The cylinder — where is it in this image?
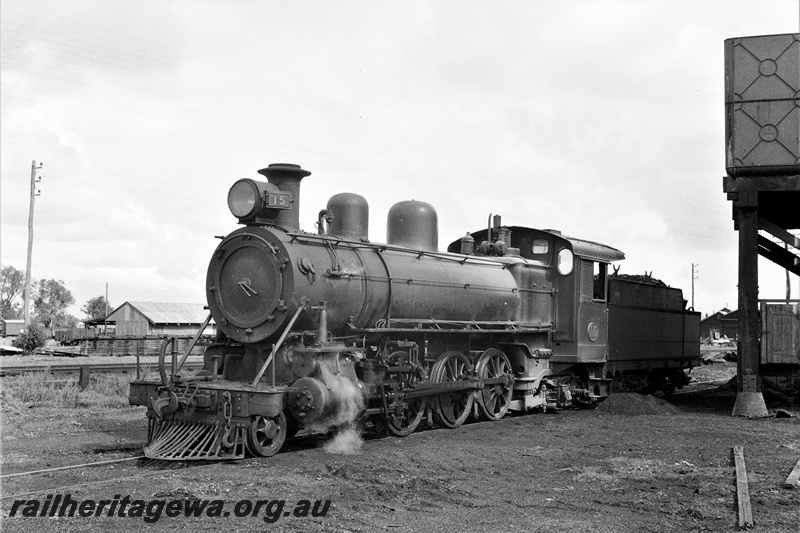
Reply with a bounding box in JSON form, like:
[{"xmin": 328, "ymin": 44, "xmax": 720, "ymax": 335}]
[
  {"xmin": 327, "ymin": 193, "xmax": 369, "ymax": 241},
  {"xmin": 387, "ymin": 200, "xmax": 438, "ymax": 252}
]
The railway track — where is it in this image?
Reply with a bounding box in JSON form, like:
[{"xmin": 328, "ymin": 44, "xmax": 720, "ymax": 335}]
[
  {"xmin": 0, "ymin": 360, "xmax": 204, "ymax": 377},
  {"xmin": 0, "ymin": 455, "xmax": 215, "ymax": 501}
]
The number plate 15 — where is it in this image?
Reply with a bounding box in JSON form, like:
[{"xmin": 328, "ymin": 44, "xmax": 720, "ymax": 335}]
[{"xmin": 265, "ymin": 192, "xmax": 292, "ymax": 209}]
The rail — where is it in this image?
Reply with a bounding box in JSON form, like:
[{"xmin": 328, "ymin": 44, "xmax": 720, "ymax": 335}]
[{"xmin": 0, "ymin": 360, "xmax": 204, "ymax": 377}]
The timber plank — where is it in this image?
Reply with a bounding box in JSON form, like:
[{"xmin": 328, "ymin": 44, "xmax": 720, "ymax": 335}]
[
  {"xmin": 733, "ymin": 446, "xmax": 754, "ymax": 529},
  {"xmin": 784, "ymin": 457, "xmax": 800, "ymax": 490}
]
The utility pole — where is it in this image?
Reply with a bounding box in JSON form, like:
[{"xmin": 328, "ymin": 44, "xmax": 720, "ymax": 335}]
[
  {"xmin": 787, "ymin": 243, "xmax": 792, "ymax": 300},
  {"xmin": 23, "ymin": 160, "xmax": 43, "ymax": 327},
  {"xmin": 691, "ymin": 263, "xmax": 699, "ymax": 310},
  {"xmin": 104, "ymin": 282, "xmax": 109, "ymax": 335}
]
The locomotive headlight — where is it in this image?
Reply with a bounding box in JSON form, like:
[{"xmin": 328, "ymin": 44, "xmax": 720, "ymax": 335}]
[
  {"xmin": 228, "ymin": 179, "xmax": 261, "ymax": 219},
  {"xmin": 227, "ymin": 178, "xmax": 292, "ymax": 223}
]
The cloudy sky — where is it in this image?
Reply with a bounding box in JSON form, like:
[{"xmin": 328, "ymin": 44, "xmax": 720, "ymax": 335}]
[{"xmin": 1, "ymin": 0, "xmax": 798, "ymax": 320}]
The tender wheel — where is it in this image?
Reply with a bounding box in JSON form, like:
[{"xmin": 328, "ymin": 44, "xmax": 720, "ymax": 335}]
[
  {"xmin": 475, "ymin": 348, "xmax": 514, "ymax": 421},
  {"xmin": 385, "ymin": 351, "xmax": 426, "ymax": 437},
  {"xmin": 246, "ymin": 412, "xmax": 287, "ymax": 457},
  {"xmin": 431, "ymin": 351, "xmax": 474, "ymax": 429}
]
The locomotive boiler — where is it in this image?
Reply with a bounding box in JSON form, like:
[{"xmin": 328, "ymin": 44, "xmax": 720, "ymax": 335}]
[{"xmin": 129, "ymin": 163, "xmax": 700, "ymax": 460}]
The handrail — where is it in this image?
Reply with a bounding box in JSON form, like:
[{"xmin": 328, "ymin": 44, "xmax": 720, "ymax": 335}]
[
  {"xmin": 286, "ymin": 232, "xmax": 528, "ymax": 268},
  {"xmin": 158, "ymin": 336, "xmax": 176, "ymax": 386},
  {"xmin": 175, "ymin": 312, "xmax": 213, "ymax": 375},
  {"xmin": 251, "ymin": 299, "xmax": 308, "ymax": 387}
]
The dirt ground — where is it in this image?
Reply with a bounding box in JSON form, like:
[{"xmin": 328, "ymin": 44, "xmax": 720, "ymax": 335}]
[{"xmin": 1, "ymin": 364, "xmax": 799, "ymax": 533}]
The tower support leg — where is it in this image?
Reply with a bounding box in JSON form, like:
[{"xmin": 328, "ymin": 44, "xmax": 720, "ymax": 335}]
[{"xmin": 732, "ymin": 196, "xmax": 768, "ymax": 417}]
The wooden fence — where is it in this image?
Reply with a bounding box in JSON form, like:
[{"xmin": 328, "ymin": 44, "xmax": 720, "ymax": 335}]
[{"xmin": 68, "ymin": 336, "xmax": 213, "ymax": 357}]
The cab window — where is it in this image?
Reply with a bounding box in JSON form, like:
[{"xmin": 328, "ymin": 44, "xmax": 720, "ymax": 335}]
[
  {"xmin": 531, "ymin": 238, "xmax": 549, "ymax": 255},
  {"xmin": 557, "ymin": 248, "xmax": 574, "ymax": 275},
  {"xmin": 593, "ymin": 262, "xmax": 607, "ymax": 301}
]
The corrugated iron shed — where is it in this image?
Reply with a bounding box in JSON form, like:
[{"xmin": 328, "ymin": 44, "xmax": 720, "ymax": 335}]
[{"xmin": 109, "ymin": 302, "xmax": 212, "ymax": 325}]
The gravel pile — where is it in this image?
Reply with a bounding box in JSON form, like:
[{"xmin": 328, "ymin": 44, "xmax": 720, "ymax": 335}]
[{"xmin": 596, "ymin": 393, "xmax": 683, "ymax": 415}]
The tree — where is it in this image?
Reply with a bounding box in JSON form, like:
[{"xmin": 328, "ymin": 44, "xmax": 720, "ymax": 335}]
[
  {"xmin": 82, "ymin": 296, "xmax": 111, "ymax": 320},
  {"xmin": 12, "ymin": 324, "xmax": 47, "ymax": 354},
  {"xmin": 1, "ymin": 264, "xmax": 25, "ymax": 319},
  {"xmin": 32, "ymin": 279, "xmax": 75, "ymax": 329},
  {"xmin": 63, "ymin": 314, "xmax": 80, "ymax": 328}
]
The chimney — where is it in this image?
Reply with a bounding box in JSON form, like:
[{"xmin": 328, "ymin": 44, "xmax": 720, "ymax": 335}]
[{"xmin": 257, "ymin": 163, "xmax": 311, "ymax": 232}]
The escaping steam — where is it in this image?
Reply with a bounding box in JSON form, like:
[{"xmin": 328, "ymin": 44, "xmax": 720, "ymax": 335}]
[
  {"xmin": 323, "ymin": 427, "xmax": 364, "ymax": 455},
  {"xmin": 311, "ymin": 365, "xmax": 366, "ymax": 455}
]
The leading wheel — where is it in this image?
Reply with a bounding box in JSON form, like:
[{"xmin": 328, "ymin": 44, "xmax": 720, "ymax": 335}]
[
  {"xmin": 475, "ymin": 348, "xmax": 514, "ymax": 421},
  {"xmin": 385, "ymin": 351, "xmax": 427, "ymax": 437},
  {"xmin": 431, "ymin": 351, "xmax": 474, "ymax": 429},
  {"xmin": 246, "ymin": 412, "xmax": 287, "ymax": 457}
]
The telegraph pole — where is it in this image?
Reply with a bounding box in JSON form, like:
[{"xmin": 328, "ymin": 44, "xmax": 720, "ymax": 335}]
[
  {"xmin": 691, "ymin": 263, "xmax": 699, "ymax": 310},
  {"xmin": 104, "ymin": 282, "xmax": 109, "ymax": 335},
  {"xmin": 787, "ymin": 243, "xmax": 792, "ymax": 300},
  {"xmin": 23, "ymin": 160, "xmax": 43, "ymax": 327}
]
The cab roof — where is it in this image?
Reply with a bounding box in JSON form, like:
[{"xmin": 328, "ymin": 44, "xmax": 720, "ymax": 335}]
[{"xmin": 538, "ymin": 229, "xmax": 625, "ymax": 263}]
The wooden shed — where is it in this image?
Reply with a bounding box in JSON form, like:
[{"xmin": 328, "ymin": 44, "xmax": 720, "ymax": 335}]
[
  {"xmin": 761, "ymin": 300, "xmax": 800, "ymax": 365},
  {"xmin": 700, "ymin": 308, "xmax": 739, "ymax": 341},
  {"xmin": 106, "ymin": 302, "xmax": 216, "ymax": 337}
]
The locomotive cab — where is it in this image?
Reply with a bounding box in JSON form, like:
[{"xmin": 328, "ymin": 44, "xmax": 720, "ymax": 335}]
[{"xmin": 546, "ymin": 234, "xmax": 624, "ymax": 395}]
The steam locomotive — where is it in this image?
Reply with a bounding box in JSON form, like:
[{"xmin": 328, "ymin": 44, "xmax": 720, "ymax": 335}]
[{"xmin": 129, "ymin": 163, "xmax": 700, "ymax": 460}]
